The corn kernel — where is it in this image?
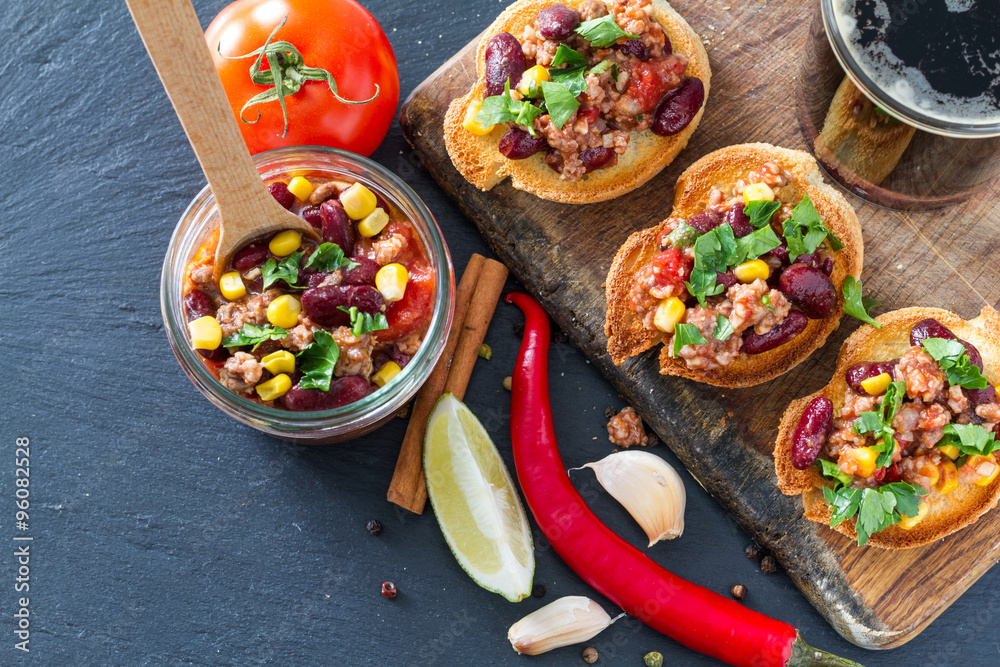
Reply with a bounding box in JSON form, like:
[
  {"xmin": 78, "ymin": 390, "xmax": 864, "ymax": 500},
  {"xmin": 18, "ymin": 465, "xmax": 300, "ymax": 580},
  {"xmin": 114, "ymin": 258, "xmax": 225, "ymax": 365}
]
[
  {"xmin": 375, "ymin": 263, "xmax": 409, "ymax": 302},
  {"xmin": 897, "ymin": 501, "xmax": 928, "ymax": 530},
  {"xmin": 340, "ymin": 182, "xmax": 377, "ymax": 220},
  {"xmin": 653, "ymin": 297, "xmax": 686, "ymax": 333},
  {"xmin": 967, "ymin": 454, "xmax": 1000, "ymax": 486},
  {"xmin": 286, "ymin": 176, "xmax": 314, "ymax": 201},
  {"xmin": 463, "ymin": 99, "xmax": 495, "ymax": 136},
  {"xmin": 517, "ymin": 65, "xmax": 550, "ymax": 95},
  {"xmin": 255, "ymin": 373, "xmax": 292, "ymax": 401},
  {"xmin": 261, "ymin": 350, "xmax": 295, "ymax": 375},
  {"xmin": 917, "ymin": 461, "xmax": 941, "ymax": 489},
  {"xmin": 358, "ymin": 208, "xmax": 390, "ymax": 238},
  {"xmin": 936, "ymin": 459, "xmax": 959, "ymax": 495},
  {"xmin": 269, "ymin": 230, "xmax": 302, "ymax": 257},
  {"xmin": 266, "ymin": 294, "xmax": 301, "ymax": 329},
  {"xmin": 733, "ymin": 259, "xmax": 770, "ymax": 284},
  {"xmin": 219, "ymin": 271, "xmax": 247, "ymax": 300},
  {"xmin": 840, "ymin": 446, "xmax": 878, "ymax": 479},
  {"xmin": 743, "ymin": 182, "xmax": 775, "ymax": 203},
  {"xmin": 937, "ymin": 443, "xmax": 960, "ymax": 460},
  {"xmin": 372, "ymin": 361, "xmax": 402, "ymax": 388},
  {"xmin": 188, "ymin": 316, "xmax": 222, "ymax": 351},
  {"xmin": 860, "ymin": 372, "xmax": 892, "ymax": 396}
]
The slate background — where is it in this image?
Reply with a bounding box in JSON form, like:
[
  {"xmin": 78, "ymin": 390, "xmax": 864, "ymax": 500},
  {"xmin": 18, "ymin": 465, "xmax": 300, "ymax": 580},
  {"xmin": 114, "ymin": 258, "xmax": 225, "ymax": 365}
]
[{"xmin": 1, "ymin": 0, "xmax": 997, "ymax": 664}]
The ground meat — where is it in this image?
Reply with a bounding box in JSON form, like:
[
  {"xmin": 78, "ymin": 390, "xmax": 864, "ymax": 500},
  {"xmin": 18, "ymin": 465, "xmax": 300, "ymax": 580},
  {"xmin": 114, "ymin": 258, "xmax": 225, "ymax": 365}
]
[
  {"xmin": 918, "ymin": 403, "xmax": 950, "ymax": 430},
  {"xmin": 395, "ymin": 332, "xmax": 422, "ymax": 356},
  {"xmin": 726, "ymin": 279, "xmax": 791, "ymax": 335},
  {"xmin": 606, "ymin": 406, "xmax": 649, "ymax": 447},
  {"xmin": 748, "ymin": 162, "xmax": 791, "ymax": 189},
  {"xmin": 673, "ymin": 303, "xmax": 742, "ymax": 370},
  {"xmin": 958, "ymin": 456, "xmax": 999, "ymax": 485},
  {"xmin": 976, "ymin": 402, "xmax": 1000, "ymax": 423},
  {"xmin": 219, "ymin": 352, "xmax": 264, "ymax": 395},
  {"xmin": 189, "ymin": 259, "xmax": 214, "ymax": 286},
  {"xmin": 372, "ymin": 232, "xmax": 407, "ymax": 265},
  {"xmin": 281, "ymin": 315, "xmax": 321, "ymax": 352},
  {"xmin": 946, "ymin": 384, "xmax": 968, "ymax": 414},
  {"xmin": 611, "ymin": 0, "xmax": 659, "ymax": 40},
  {"xmin": 215, "ymin": 290, "xmax": 279, "ymax": 337},
  {"xmin": 895, "ymin": 346, "xmax": 946, "ymax": 403},
  {"xmin": 892, "ymin": 400, "xmax": 922, "ymax": 444},
  {"xmin": 317, "ymin": 272, "xmax": 342, "ymax": 288},
  {"xmin": 900, "ymin": 450, "xmax": 943, "ymax": 492},
  {"xmin": 332, "ymin": 327, "xmax": 374, "ymax": 378},
  {"xmin": 307, "ymin": 180, "xmax": 348, "ymax": 205}
]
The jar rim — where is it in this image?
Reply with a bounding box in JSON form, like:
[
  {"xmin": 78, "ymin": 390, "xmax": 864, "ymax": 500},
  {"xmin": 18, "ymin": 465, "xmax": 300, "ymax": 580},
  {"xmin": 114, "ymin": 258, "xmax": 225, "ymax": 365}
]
[{"xmin": 160, "ymin": 146, "xmax": 454, "ymax": 437}]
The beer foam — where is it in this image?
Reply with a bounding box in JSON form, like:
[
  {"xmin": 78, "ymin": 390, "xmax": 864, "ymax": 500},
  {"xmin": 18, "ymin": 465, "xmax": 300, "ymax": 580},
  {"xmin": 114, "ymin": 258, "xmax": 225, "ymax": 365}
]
[{"xmin": 832, "ymin": 0, "xmax": 1000, "ymax": 127}]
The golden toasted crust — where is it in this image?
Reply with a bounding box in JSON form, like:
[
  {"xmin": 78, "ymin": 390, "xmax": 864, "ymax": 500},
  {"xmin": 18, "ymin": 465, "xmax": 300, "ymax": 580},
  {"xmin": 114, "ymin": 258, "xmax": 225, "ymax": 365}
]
[
  {"xmin": 774, "ymin": 305, "xmax": 1000, "ymax": 549},
  {"xmin": 443, "ymin": 0, "xmax": 711, "ymax": 204},
  {"xmin": 605, "ymin": 143, "xmax": 863, "ymax": 387}
]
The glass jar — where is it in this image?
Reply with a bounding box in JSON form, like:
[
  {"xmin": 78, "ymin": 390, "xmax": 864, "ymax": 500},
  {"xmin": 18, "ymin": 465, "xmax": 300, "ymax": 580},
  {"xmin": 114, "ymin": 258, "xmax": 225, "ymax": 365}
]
[{"xmin": 161, "ymin": 147, "xmax": 454, "ymax": 443}]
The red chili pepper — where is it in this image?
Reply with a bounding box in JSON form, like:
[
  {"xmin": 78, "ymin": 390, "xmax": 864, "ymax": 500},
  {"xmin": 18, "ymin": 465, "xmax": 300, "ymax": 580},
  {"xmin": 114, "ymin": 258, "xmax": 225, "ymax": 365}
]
[{"xmin": 505, "ymin": 292, "xmax": 861, "ymax": 667}]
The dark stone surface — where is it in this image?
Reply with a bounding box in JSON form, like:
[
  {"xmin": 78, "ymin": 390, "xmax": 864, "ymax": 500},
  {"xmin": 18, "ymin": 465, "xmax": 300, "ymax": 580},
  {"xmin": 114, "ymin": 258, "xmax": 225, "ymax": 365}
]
[{"xmin": 0, "ymin": 0, "xmax": 995, "ymax": 664}]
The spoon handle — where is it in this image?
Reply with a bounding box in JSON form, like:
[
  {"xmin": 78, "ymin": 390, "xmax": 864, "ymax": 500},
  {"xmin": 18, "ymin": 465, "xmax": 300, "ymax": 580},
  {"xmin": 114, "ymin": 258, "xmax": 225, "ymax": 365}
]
[{"xmin": 125, "ymin": 0, "xmax": 266, "ymax": 217}]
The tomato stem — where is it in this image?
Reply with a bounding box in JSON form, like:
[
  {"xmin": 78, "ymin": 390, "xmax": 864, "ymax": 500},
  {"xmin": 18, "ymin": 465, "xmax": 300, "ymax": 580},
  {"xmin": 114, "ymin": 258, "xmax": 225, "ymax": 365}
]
[{"xmin": 216, "ymin": 16, "xmax": 379, "ymax": 138}]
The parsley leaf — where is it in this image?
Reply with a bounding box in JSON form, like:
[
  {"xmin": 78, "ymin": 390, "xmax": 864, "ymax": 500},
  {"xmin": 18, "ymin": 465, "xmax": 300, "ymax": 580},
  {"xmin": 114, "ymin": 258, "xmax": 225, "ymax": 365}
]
[
  {"xmin": 671, "ymin": 323, "xmax": 707, "ymax": 358},
  {"xmin": 588, "ymin": 59, "xmax": 618, "ymax": 80},
  {"xmin": 338, "ymin": 306, "xmax": 389, "ymax": 338},
  {"xmin": 547, "ymin": 65, "xmax": 587, "ymax": 96},
  {"xmin": 262, "ymin": 251, "xmax": 303, "ymax": 290},
  {"xmin": 744, "ymin": 200, "xmax": 780, "ymax": 229},
  {"xmin": 550, "ymin": 44, "xmax": 587, "ymax": 67},
  {"xmin": 842, "ymin": 277, "xmax": 882, "ymax": 328},
  {"xmin": 824, "ymin": 486, "xmax": 862, "ymax": 528},
  {"xmin": 735, "ymin": 225, "xmax": 782, "ymax": 261},
  {"xmin": 782, "ymin": 194, "xmax": 842, "ymax": 258},
  {"xmin": 920, "ymin": 338, "xmax": 988, "ymax": 389},
  {"xmin": 477, "ymin": 82, "xmax": 545, "ymax": 134},
  {"xmin": 852, "ymin": 380, "xmax": 906, "ymax": 470},
  {"xmin": 683, "ymin": 225, "xmax": 737, "ymax": 306},
  {"xmin": 817, "ymin": 459, "xmax": 854, "ymax": 488},
  {"xmin": 305, "ymin": 243, "xmax": 358, "ymax": 273},
  {"xmin": 221, "ymin": 323, "xmax": 289, "ymax": 351},
  {"xmin": 297, "ymin": 329, "xmax": 340, "ymax": 392},
  {"xmin": 824, "ymin": 482, "xmax": 926, "ymax": 545},
  {"xmin": 540, "ymin": 80, "xmax": 580, "ymax": 129},
  {"xmin": 939, "ymin": 423, "xmax": 999, "ymax": 457},
  {"xmin": 574, "ymin": 14, "xmax": 638, "ymax": 48},
  {"xmin": 713, "ymin": 314, "xmax": 734, "ymax": 341}
]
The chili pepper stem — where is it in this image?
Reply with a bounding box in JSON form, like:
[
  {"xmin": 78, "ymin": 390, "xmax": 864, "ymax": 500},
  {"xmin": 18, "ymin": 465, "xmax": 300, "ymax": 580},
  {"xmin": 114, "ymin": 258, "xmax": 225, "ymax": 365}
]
[{"xmin": 789, "ymin": 634, "xmax": 865, "ymax": 666}]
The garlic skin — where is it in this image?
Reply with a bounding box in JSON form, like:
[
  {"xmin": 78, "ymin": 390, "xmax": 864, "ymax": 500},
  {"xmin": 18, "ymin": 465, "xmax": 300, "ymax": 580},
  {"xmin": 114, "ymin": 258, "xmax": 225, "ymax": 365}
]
[
  {"xmin": 584, "ymin": 450, "xmax": 686, "ymax": 547},
  {"xmin": 508, "ymin": 596, "xmax": 616, "ymax": 655}
]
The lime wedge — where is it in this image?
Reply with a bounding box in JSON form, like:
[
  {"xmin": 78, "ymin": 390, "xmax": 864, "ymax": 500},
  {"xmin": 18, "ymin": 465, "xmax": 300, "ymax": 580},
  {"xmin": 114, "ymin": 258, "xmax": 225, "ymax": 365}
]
[{"xmin": 423, "ymin": 394, "xmax": 534, "ymax": 602}]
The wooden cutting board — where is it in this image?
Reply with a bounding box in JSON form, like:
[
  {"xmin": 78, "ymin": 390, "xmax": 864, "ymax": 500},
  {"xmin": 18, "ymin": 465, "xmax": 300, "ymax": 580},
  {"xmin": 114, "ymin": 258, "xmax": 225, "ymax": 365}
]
[{"xmin": 399, "ymin": 0, "xmax": 1000, "ymax": 650}]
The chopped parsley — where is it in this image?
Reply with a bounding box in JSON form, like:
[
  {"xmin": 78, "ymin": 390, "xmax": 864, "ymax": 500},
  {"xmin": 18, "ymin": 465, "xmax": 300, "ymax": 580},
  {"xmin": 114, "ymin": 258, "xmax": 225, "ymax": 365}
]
[
  {"xmin": 574, "ymin": 14, "xmax": 638, "ymax": 48},
  {"xmin": 539, "ymin": 80, "xmax": 580, "ymax": 129},
  {"xmin": 221, "ymin": 323, "xmax": 289, "ymax": 351},
  {"xmin": 816, "ymin": 458, "xmax": 853, "ymax": 487},
  {"xmin": 781, "ymin": 194, "xmax": 843, "ymax": 259},
  {"xmin": 261, "ymin": 251, "xmax": 303, "ymax": 290},
  {"xmin": 683, "ymin": 223, "xmax": 780, "ymax": 307},
  {"xmin": 762, "ymin": 293, "xmax": 775, "ymax": 313},
  {"xmin": 338, "ymin": 306, "xmax": 389, "ymax": 338},
  {"xmin": 304, "ymin": 243, "xmax": 358, "ymax": 273},
  {"xmin": 852, "ymin": 380, "xmax": 907, "ymax": 469},
  {"xmin": 842, "ymin": 277, "xmax": 882, "ymax": 328},
  {"xmin": 939, "ymin": 423, "xmax": 999, "ymax": 457},
  {"xmin": 920, "ymin": 338, "xmax": 988, "ymax": 390},
  {"xmin": 296, "ymin": 329, "xmax": 340, "ymax": 392},
  {"xmin": 550, "ymin": 44, "xmax": 587, "ymax": 68},
  {"xmin": 735, "ymin": 225, "xmax": 782, "ymax": 262},
  {"xmin": 671, "ymin": 323, "xmax": 707, "ymax": 358},
  {"xmin": 744, "ymin": 200, "xmax": 780, "ymax": 229},
  {"xmin": 547, "ymin": 65, "xmax": 588, "ymax": 96},
  {"xmin": 587, "ymin": 59, "xmax": 618, "ymax": 80},
  {"xmin": 713, "ymin": 314, "xmax": 734, "ymax": 341},
  {"xmin": 477, "ymin": 82, "xmax": 545, "ymax": 134},
  {"xmin": 824, "ymin": 482, "xmax": 926, "ymax": 546}
]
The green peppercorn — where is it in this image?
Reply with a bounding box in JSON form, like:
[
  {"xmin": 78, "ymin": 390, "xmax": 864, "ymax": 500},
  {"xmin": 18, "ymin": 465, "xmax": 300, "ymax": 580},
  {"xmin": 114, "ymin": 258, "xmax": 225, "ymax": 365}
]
[{"xmin": 644, "ymin": 651, "xmax": 663, "ymax": 667}]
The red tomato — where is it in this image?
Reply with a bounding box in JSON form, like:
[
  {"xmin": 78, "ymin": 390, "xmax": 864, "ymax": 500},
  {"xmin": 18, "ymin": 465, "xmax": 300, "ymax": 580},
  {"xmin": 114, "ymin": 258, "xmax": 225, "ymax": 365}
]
[
  {"xmin": 205, "ymin": 0, "xmax": 399, "ymax": 156},
  {"xmin": 380, "ymin": 264, "xmax": 435, "ymax": 341}
]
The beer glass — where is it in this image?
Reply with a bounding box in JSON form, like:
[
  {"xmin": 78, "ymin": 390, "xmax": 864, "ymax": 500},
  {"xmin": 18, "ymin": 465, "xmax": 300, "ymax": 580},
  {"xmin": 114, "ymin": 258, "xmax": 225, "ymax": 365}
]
[{"xmin": 798, "ymin": 0, "xmax": 1000, "ymax": 209}]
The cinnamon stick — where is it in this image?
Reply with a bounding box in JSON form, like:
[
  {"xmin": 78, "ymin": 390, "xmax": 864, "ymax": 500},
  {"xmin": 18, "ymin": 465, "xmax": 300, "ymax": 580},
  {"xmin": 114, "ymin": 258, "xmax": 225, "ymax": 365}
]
[{"xmin": 386, "ymin": 254, "xmax": 485, "ymax": 513}]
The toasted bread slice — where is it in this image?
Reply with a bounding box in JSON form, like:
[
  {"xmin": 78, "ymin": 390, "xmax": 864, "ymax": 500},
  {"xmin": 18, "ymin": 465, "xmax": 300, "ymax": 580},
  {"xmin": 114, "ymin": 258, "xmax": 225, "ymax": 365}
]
[
  {"xmin": 443, "ymin": 0, "xmax": 710, "ymax": 204},
  {"xmin": 605, "ymin": 143, "xmax": 863, "ymax": 387},
  {"xmin": 774, "ymin": 306, "xmax": 1000, "ymax": 549}
]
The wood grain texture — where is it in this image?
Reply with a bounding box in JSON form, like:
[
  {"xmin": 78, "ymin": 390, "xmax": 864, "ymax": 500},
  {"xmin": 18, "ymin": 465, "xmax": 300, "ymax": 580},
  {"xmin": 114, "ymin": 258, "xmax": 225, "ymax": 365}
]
[{"xmin": 399, "ymin": 0, "xmax": 1000, "ymax": 649}]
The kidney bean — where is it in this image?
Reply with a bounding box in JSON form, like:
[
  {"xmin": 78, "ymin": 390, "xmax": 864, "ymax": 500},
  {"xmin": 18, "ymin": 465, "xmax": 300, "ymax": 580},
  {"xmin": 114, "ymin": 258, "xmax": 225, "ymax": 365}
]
[
  {"xmin": 374, "ymin": 192, "xmax": 392, "ymax": 215},
  {"xmin": 267, "ymin": 181, "xmax": 295, "ymax": 210},
  {"xmin": 305, "ymin": 272, "xmax": 330, "ymax": 288},
  {"xmin": 391, "ymin": 345, "xmax": 413, "ymax": 369},
  {"xmin": 688, "ymin": 209, "xmax": 722, "ymax": 233},
  {"xmin": 715, "ymin": 270, "xmax": 738, "ymax": 292},
  {"xmin": 790, "ymin": 396, "xmax": 833, "ymax": 470},
  {"xmin": 498, "ymin": 128, "xmax": 549, "ymax": 159},
  {"xmin": 651, "ymin": 77, "xmax": 704, "ymax": 136},
  {"xmin": 232, "ymin": 244, "xmax": 270, "ymax": 272},
  {"xmin": 535, "ymin": 4, "xmax": 580, "ymax": 41},
  {"xmin": 845, "ymin": 359, "xmax": 900, "ymax": 394},
  {"xmin": 742, "ymin": 310, "xmax": 808, "ymax": 354},
  {"xmin": 544, "ymin": 148, "xmax": 562, "ymax": 173},
  {"xmin": 301, "ymin": 285, "xmax": 384, "ymax": 327},
  {"xmin": 580, "ymin": 146, "xmax": 618, "ymax": 172},
  {"xmin": 245, "ymin": 275, "xmax": 263, "ymax": 293},
  {"xmin": 617, "ymin": 38, "xmax": 649, "ymax": 61},
  {"xmin": 197, "ymin": 347, "xmax": 229, "ymax": 362},
  {"xmin": 284, "ymin": 376, "xmax": 373, "ymax": 411},
  {"xmin": 484, "ymin": 33, "xmax": 526, "ymax": 97},
  {"xmin": 909, "ymin": 318, "xmax": 983, "ymax": 369},
  {"xmin": 371, "ymin": 348, "xmax": 392, "ymax": 373},
  {"xmin": 184, "ymin": 290, "xmax": 215, "ymax": 321},
  {"xmin": 724, "ymin": 202, "xmax": 752, "ymax": 238},
  {"xmin": 342, "ymin": 256, "xmax": 379, "ymax": 286},
  {"xmin": 779, "ymin": 263, "xmax": 837, "ymax": 319},
  {"xmin": 965, "ymin": 382, "xmax": 996, "ymax": 409},
  {"xmin": 301, "ymin": 205, "xmax": 322, "ymax": 230},
  {"xmin": 765, "ymin": 239, "xmax": 789, "ymax": 264},
  {"xmin": 320, "ymin": 200, "xmax": 355, "ymax": 254}
]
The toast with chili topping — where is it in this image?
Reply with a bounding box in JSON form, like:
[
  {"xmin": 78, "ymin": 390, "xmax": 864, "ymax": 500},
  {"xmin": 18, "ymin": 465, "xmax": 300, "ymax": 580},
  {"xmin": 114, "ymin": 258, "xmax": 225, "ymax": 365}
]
[
  {"xmin": 605, "ymin": 143, "xmax": 864, "ymax": 387},
  {"xmin": 443, "ymin": 0, "xmax": 710, "ymax": 204},
  {"xmin": 775, "ymin": 306, "xmax": 1000, "ymax": 549}
]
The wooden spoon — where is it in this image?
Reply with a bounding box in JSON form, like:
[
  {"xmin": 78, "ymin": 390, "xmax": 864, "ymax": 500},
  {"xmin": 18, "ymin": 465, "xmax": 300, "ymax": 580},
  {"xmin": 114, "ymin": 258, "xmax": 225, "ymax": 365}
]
[{"xmin": 125, "ymin": 0, "xmax": 318, "ymax": 280}]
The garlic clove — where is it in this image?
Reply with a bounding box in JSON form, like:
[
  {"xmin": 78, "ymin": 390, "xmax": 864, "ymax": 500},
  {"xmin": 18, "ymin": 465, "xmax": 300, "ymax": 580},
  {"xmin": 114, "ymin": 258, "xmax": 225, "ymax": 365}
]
[
  {"xmin": 508, "ymin": 596, "xmax": 617, "ymax": 655},
  {"xmin": 583, "ymin": 450, "xmax": 686, "ymax": 547}
]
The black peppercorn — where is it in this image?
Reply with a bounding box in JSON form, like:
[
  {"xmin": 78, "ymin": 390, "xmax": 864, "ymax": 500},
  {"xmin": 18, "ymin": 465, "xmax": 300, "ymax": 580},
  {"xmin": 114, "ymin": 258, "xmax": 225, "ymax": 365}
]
[
  {"xmin": 366, "ymin": 519, "xmax": 383, "ymax": 536},
  {"xmin": 381, "ymin": 581, "xmax": 397, "ymax": 599},
  {"xmin": 731, "ymin": 584, "xmax": 747, "ymax": 600},
  {"xmin": 744, "ymin": 543, "xmax": 762, "ymax": 561},
  {"xmin": 761, "ymin": 555, "xmax": 777, "ymax": 574},
  {"xmin": 605, "ymin": 406, "xmax": 618, "ymax": 420},
  {"xmin": 532, "ymin": 584, "xmax": 546, "ymax": 598}
]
